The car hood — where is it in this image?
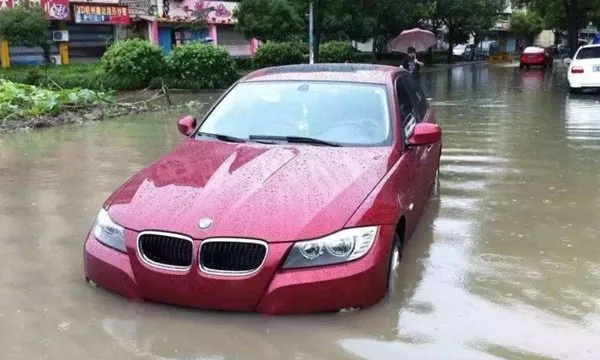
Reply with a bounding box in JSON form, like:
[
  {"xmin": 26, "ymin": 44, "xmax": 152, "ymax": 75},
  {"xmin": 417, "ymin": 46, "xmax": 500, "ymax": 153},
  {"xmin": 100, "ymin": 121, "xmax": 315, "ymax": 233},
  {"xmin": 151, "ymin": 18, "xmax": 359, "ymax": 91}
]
[{"xmin": 106, "ymin": 139, "xmax": 396, "ymax": 243}]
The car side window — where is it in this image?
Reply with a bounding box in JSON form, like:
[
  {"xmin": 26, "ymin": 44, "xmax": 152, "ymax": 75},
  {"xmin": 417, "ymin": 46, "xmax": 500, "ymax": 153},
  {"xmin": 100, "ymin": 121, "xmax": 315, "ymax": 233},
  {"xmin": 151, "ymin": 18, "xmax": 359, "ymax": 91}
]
[
  {"xmin": 401, "ymin": 76, "xmax": 428, "ymax": 120},
  {"xmin": 395, "ymin": 76, "xmax": 417, "ymax": 138}
]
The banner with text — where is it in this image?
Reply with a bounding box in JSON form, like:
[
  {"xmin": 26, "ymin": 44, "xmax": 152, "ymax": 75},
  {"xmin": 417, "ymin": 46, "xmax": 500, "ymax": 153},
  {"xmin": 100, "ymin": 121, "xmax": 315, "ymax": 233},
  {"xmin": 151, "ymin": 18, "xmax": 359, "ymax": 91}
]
[{"xmin": 73, "ymin": 3, "xmax": 130, "ymax": 25}]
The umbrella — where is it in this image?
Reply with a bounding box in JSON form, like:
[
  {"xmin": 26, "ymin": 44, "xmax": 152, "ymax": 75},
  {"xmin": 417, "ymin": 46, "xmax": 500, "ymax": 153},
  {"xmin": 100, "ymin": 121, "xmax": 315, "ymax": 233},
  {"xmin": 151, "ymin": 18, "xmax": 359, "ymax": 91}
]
[{"xmin": 390, "ymin": 28, "xmax": 436, "ymax": 54}]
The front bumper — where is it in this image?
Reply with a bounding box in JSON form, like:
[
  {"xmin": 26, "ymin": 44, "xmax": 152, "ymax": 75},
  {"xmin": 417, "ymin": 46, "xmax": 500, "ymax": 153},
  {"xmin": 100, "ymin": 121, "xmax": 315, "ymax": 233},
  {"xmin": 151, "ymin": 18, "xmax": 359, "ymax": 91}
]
[{"xmin": 84, "ymin": 226, "xmax": 395, "ymax": 315}]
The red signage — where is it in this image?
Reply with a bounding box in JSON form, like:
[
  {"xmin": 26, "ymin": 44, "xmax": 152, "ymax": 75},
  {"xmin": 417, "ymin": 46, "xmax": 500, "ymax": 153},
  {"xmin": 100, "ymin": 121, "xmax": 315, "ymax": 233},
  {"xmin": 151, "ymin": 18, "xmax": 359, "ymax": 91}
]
[
  {"xmin": 73, "ymin": 3, "xmax": 130, "ymax": 25},
  {"xmin": 0, "ymin": 0, "xmax": 71, "ymax": 21}
]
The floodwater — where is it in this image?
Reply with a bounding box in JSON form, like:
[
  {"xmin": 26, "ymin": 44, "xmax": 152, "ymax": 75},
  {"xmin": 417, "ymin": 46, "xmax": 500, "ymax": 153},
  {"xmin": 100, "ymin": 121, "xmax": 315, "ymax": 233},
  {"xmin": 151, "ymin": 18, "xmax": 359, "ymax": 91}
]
[{"xmin": 1, "ymin": 63, "xmax": 600, "ymax": 360}]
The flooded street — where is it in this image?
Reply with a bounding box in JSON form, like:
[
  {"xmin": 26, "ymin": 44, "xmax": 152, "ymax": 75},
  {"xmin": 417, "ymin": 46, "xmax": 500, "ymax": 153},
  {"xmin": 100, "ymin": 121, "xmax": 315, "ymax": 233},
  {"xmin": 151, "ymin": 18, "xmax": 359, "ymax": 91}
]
[{"xmin": 2, "ymin": 63, "xmax": 600, "ymax": 359}]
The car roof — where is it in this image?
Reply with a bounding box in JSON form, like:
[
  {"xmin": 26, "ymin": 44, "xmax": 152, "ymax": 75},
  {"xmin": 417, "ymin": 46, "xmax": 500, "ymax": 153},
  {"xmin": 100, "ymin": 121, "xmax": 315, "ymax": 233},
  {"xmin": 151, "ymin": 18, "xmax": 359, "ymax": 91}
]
[
  {"xmin": 240, "ymin": 63, "xmax": 403, "ymax": 85},
  {"xmin": 579, "ymin": 44, "xmax": 600, "ymax": 49}
]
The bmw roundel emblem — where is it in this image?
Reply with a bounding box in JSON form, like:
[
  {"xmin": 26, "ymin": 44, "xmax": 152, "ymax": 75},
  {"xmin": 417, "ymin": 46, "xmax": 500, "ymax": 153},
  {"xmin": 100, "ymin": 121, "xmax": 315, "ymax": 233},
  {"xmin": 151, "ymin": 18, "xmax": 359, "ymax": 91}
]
[{"xmin": 198, "ymin": 218, "xmax": 213, "ymax": 229}]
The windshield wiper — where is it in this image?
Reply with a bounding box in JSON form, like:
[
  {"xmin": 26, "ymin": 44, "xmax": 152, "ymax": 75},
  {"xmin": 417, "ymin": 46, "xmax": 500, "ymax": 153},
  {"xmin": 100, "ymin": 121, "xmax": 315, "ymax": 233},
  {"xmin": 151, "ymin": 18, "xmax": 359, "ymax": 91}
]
[
  {"xmin": 197, "ymin": 132, "xmax": 247, "ymax": 143},
  {"xmin": 248, "ymin": 135, "xmax": 341, "ymax": 147}
]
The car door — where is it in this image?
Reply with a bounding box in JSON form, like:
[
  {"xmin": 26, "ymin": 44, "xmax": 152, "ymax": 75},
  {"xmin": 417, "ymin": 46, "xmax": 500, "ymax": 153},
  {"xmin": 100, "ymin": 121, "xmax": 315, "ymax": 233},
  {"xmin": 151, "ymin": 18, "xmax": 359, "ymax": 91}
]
[
  {"xmin": 400, "ymin": 75, "xmax": 438, "ymax": 212},
  {"xmin": 394, "ymin": 75, "xmax": 426, "ymax": 236}
]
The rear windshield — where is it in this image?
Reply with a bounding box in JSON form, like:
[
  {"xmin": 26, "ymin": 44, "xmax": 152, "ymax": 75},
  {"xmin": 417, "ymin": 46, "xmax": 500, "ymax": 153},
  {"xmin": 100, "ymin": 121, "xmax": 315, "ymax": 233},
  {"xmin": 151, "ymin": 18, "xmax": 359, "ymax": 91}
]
[
  {"xmin": 576, "ymin": 47, "xmax": 600, "ymax": 59},
  {"xmin": 523, "ymin": 47, "xmax": 544, "ymax": 54}
]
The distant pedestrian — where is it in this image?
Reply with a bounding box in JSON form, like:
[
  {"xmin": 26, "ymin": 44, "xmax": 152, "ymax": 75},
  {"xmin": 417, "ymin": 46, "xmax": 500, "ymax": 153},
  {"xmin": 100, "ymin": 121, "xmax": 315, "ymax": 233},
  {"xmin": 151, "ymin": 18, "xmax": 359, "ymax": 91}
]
[{"xmin": 401, "ymin": 47, "xmax": 424, "ymax": 82}]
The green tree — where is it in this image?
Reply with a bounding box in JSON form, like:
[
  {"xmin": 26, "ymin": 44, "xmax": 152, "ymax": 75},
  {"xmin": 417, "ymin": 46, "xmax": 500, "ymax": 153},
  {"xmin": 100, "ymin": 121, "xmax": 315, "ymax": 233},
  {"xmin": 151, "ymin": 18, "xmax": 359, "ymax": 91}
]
[
  {"xmin": 509, "ymin": 10, "xmax": 543, "ymax": 45},
  {"xmin": 235, "ymin": 0, "xmax": 376, "ymax": 61},
  {"xmin": 233, "ymin": 0, "xmax": 304, "ymax": 42},
  {"xmin": 513, "ymin": 0, "xmax": 600, "ymax": 57},
  {"xmin": 0, "ymin": 2, "xmax": 51, "ymax": 64},
  {"xmin": 364, "ymin": 0, "xmax": 429, "ymax": 56},
  {"xmin": 430, "ymin": 0, "xmax": 504, "ymax": 62}
]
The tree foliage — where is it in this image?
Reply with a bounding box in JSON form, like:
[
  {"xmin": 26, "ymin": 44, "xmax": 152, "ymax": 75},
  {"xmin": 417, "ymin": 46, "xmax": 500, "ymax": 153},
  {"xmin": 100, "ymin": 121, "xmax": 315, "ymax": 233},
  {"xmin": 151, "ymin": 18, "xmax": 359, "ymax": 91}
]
[
  {"xmin": 513, "ymin": 0, "xmax": 600, "ymax": 56},
  {"xmin": 233, "ymin": 0, "xmax": 304, "ymax": 42},
  {"xmin": 0, "ymin": 2, "xmax": 51, "ymax": 63},
  {"xmin": 430, "ymin": 0, "xmax": 504, "ymax": 61},
  {"xmin": 509, "ymin": 10, "xmax": 543, "ymax": 42},
  {"xmin": 234, "ymin": 0, "xmax": 504, "ymax": 61},
  {"xmin": 364, "ymin": 0, "xmax": 429, "ymax": 55}
]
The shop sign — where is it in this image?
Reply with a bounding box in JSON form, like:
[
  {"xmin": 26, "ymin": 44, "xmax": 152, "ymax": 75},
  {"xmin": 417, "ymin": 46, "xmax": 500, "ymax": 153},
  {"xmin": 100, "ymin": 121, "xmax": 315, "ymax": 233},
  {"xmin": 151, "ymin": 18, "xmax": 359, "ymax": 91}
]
[
  {"xmin": 73, "ymin": 3, "xmax": 131, "ymax": 25},
  {"xmin": 0, "ymin": 0, "xmax": 71, "ymax": 21},
  {"xmin": 120, "ymin": 0, "xmax": 157, "ymax": 16},
  {"xmin": 161, "ymin": 0, "xmax": 237, "ymax": 24}
]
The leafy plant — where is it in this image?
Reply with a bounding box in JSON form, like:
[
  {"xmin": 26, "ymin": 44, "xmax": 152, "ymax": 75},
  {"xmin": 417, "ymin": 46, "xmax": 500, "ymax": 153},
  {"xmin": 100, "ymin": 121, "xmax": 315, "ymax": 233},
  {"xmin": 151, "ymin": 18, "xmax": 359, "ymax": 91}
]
[
  {"xmin": 233, "ymin": 0, "xmax": 304, "ymax": 42},
  {"xmin": 319, "ymin": 41, "xmax": 355, "ymax": 63},
  {"xmin": 0, "ymin": 79, "xmax": 113, "ymax": 119},
  {"xmin": 253, "ymin": 42, "xmax": 305, "ymax": 69},
  {"xmin": 510, "ymin": 11, "xmax": 544, "ymax": 43},
  {"xmin": 166, "ymin": 43, "xmax": 237, "ymax": 90},
  {"xmin": 0, "ymin": 2, "xmax": 52, "ymax": 64},
  {"xmin": 101, "ymin": 39, "xmax": 166, "ymax": 87}
]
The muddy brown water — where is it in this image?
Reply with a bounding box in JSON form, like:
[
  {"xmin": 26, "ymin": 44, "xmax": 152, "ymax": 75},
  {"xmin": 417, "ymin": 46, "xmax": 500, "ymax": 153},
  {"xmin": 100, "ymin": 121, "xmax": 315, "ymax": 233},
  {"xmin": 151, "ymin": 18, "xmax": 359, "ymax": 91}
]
[{"xmin": 1, "ymin": 63, "xmax": 600, "ymax": 360}]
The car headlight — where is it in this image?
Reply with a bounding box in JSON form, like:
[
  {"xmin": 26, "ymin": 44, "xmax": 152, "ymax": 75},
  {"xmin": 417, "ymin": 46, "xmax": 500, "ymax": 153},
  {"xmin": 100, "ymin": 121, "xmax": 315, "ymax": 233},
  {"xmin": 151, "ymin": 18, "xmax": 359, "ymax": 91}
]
[
  {"xmin": 92, "ymin": 208, "xmax": 126, "ymax": 253},
  {"xmin": 282, "ymin": 226, "xmax": 378, "ymax": 269}
]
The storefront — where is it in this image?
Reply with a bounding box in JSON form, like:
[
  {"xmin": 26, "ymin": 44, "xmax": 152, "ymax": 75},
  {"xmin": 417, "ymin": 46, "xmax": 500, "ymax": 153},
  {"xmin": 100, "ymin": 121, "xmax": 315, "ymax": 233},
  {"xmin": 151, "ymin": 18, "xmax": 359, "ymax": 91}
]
[
  {"xmin": 156, "ymin": 0, "xmax": 256, "ymax": 56},
  {"xmin": 69, "ymin": 2, "xmax": 131, "ymax": 62},
  {"xmin": 1, "ymin": 0, "xmax": 71, "ymax": 67},
  {"xmin": 120, "ymin": 0, "xmax": 161, "ymax": 45}
]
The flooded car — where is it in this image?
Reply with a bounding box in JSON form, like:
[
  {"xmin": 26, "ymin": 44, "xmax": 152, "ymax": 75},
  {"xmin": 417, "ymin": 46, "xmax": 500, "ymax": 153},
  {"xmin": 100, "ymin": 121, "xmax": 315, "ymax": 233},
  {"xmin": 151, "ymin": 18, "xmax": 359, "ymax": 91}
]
[{"xmin": 83, "ymin": 63, "xmax": 443, "ymax": 315}]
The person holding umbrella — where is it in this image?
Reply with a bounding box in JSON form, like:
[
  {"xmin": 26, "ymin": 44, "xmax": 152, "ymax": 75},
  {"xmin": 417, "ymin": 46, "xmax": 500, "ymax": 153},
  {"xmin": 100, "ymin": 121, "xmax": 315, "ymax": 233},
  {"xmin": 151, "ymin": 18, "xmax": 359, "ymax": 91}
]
[
  {"xmin": 390, "ymin": 28, "xmax": 436, "ymax": 83},
  {"xmin": 401, "ymin": 47, "xmax": 425, "ymax": 82}
]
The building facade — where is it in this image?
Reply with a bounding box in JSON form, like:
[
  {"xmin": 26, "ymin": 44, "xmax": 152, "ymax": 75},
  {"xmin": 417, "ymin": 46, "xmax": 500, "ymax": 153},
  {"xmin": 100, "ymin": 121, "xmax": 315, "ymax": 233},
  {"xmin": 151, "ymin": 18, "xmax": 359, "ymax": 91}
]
[
  {"xmin": 1, "ymin": 0, "xmax": 254, "ymax": 68},
  {"xmin": 155, "ymin": 0, "xmax": 256, "ymax": 56}
]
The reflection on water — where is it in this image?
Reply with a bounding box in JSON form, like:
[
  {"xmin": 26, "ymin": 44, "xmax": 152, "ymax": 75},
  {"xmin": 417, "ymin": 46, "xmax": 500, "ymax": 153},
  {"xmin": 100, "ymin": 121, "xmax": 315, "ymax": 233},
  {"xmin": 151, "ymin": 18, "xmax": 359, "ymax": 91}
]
[{"xmin": 1, "ymin": 63, "xmax": 600, "ymax": 359}]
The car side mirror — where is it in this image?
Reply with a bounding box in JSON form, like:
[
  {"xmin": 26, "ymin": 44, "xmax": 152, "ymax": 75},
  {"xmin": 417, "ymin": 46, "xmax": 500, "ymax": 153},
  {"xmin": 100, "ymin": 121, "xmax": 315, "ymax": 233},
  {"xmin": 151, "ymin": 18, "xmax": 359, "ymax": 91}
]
[
  {"xmin": 177, "ymin": 115, "xmax": 197, "ymax": 136},
  {"xmin": 407, "ymin": 123, "xmax": 441, "ymax": 147},
  {"xmin": 564, "ymin": 57, "xmax": 572, "ymax": 65}
]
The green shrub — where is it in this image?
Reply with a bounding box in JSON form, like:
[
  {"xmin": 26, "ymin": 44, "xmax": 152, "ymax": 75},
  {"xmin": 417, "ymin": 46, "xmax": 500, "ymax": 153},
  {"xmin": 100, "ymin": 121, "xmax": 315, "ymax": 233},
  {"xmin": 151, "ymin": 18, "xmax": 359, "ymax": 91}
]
[
  {"xmin": 253, "ymin": 42, "xmax": 305, "ymax": 69},
  {"xmin": 234, "ymin": 56, "xmax": 254, "ymax": 71},
  {"xmin": 353, "ymin": 52, "xmax": 375, "ymax": 63},
  {"xmin": 166, "ymin": 43, "xmax": 237, "ymax": 90},
  {"xmin": 101, "ymin": 39, "xmax": 165, "ymax": 87},
  {"xmin": 319, "ymin": 41, "xmax": 356, "ymax": 63}
]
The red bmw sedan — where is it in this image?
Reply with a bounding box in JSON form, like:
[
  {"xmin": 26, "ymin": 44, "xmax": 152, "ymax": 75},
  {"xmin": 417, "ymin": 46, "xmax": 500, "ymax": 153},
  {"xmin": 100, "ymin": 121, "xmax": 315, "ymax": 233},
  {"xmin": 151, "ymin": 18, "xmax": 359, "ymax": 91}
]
[{"xmin": 83, "ymin": 63, "xmax": 443, "ymax": 315}]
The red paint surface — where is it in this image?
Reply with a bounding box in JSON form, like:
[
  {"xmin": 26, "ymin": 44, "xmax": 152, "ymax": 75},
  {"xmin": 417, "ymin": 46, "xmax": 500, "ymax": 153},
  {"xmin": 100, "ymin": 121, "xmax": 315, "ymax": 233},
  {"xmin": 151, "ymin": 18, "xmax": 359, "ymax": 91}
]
[{"xmin": 85, "ymin": 65, "xmax": 443, "ymax": 314}]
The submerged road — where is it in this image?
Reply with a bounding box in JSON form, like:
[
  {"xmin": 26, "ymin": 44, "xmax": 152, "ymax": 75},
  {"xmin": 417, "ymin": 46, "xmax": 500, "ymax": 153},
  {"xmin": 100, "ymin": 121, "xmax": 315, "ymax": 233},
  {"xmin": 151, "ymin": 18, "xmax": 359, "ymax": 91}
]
[{"xmin": 1, "ymin": 62, "xmax": 600, "ymax": 360}]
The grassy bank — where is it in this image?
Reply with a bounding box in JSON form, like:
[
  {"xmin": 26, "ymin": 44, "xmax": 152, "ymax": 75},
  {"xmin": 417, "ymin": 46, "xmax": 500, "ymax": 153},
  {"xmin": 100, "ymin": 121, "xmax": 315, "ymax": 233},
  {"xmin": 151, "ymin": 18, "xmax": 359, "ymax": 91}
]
[{"xmin": 0, "ymin": 62, "xmax": 247, "ymax": 91}]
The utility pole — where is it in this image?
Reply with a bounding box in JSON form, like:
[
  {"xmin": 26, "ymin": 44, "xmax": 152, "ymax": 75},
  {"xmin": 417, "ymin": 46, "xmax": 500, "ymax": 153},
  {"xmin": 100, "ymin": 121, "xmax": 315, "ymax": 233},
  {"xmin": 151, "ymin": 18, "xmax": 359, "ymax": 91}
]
[{"xmin": 309, "ymin": 1, "xmax": 314, "ymax": 64}]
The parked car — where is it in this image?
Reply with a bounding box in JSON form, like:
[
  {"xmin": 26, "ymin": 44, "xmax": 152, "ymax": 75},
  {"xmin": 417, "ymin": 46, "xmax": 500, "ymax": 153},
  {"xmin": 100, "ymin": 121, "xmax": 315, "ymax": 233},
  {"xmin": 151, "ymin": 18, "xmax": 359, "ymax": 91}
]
[
  {"xmin": 83, "ymin": 63, "xmax": 443, "ymax": 315},
  {"xmin": 453, "ymin": 43, "xmax": 474, "ymax": 61},
  {"xmin": 567, "ymin": 44, "xmax": 600, "ymax": 93},
  {"xmin": 519, "ymin": 46, "xmax": 554, "ymax": 69},
  {"xmin": 473, "ymin": 40, "xmax": 499, "ymax": 60}
]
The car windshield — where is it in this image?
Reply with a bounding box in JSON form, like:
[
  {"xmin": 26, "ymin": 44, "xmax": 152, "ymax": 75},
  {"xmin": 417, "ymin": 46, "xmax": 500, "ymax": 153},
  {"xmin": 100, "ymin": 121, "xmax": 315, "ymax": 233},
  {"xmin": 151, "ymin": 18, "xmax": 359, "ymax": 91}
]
[
  {"xmin": 576, "ymin": 47, "xmax": 600, "ymax": 59},
  {"xmin": 197, "ymin": 81, "xmax": 392, "ymax": 146}
]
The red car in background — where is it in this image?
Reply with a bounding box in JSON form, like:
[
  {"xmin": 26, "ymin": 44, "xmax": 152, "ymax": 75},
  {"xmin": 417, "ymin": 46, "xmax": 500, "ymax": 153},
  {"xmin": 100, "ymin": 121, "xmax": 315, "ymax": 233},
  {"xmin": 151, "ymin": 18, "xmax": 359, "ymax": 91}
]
[
  {"xmin": 520, "ymin": 46, "xmax": 554, "ymax": 69},
  {"xmin": 83, "ymin": 63, "xmax": 443, "ymax": 315}
]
